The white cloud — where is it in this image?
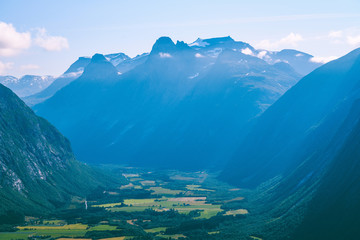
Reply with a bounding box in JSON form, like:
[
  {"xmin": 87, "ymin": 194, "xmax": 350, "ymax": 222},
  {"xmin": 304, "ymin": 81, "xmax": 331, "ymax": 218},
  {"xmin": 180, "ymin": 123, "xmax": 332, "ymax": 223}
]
[
  {"xmin": 310, "ymin": 56, "xmax": 338, "ymax": 64},
  {"xmin": 0, "ymin": 22, "xmax": 31, "ymax": 56},
  {"xmin": 195, "ymin": 53, "xmax": 204, "ymax": 58},
  {"xmin": 159, "ymin": 52, "xmax": 172, "ymax": 58},
  {"xmin": 257, "ymin": 50, "xmax": 268, "ymax": 59},
  {"xmin": 35, "ymin": 28, "xmax": 69, "ymax": 51},
  {"xmin": 0, "ymin": 61, "xmax": 14, "ymax": 75},
  {"xmin": 280, "ymin": 33, "xmax": 303, "ymax": 46},
  {"xmin": 347, "ymin": 35, "xmax": 360, "ymax": 46},
  {"xmin": 256, "ymin": 33, "xmax": 303, "ymax": 49},
  {"xmin": 328, "ymin": 30, "xmax": 343, "ymax": 38},
  {"xmin": 241, "ymin": 48, "xmax": 253, "ymax": 55},
  {"xmin": 20, "ymin": 64, "xmax": 40, "ymax": 70}
]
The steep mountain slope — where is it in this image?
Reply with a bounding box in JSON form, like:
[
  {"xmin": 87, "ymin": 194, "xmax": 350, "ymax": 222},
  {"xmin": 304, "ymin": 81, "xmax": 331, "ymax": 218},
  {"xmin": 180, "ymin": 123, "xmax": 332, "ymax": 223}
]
[
  {"xmin": 0, "ymin": 75, "xmax": 54, "ymax": 97},
  {"xmin": 290, "ymin": 99, "xmax": 360, "ymax": 240},
  {"xmin": 221, "ymin": 48, "xmax": 360, "ymax": 188},
  {"xmin": 35, "ymin": 37, "xmax": 302, "ymax": 169},
  {"xmin": 0, "ymin": 83, "xmax": 118, "ymax": 215}
]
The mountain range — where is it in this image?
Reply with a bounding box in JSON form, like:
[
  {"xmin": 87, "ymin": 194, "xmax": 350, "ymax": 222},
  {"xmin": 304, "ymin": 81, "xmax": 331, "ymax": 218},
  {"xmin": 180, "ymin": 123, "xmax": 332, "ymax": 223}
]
[
  {"xmin": 33, "ymin": 36, "xmax": 320, "ymax": 169},
  {"xmin": 221, "ymin": 48, "xmax": 360, "ymax": 187},
  {"xmin": 218, "ymin": 48, "xmax": 360, "ymax": 239},
  {"xmin": 0, "ymin": 75, "xmax": 54, "ymax": 98},
  {"xmin": 2, "ymin": 35, "xmax": 360, "ymax": 239}
]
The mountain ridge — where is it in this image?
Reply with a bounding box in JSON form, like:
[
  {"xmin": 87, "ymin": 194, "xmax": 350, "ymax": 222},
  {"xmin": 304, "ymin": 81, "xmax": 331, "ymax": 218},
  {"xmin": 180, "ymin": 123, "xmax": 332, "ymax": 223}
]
[{"xmin": 0, "ymin": 83, "xmax": 120, "ymax": 215}]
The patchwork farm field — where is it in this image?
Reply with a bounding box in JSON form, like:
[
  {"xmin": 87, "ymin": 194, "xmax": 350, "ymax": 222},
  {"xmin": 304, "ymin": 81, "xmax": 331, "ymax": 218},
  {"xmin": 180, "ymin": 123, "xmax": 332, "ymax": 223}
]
[
  {"xmin": 95, "ymin": 196, "xmax": 222, "ymax": 219},
  {"xmin": 0, "ymin": 168, "xmax": 251, "ymax": 240}
]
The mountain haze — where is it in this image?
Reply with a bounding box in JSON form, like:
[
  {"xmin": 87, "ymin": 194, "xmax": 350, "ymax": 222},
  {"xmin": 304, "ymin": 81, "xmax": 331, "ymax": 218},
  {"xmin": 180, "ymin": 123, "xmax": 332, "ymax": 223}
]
[
  {"xmin": 221, "ymin": 48, "xmax": 360, "ymax": 188},
  {"xmin": 0, "ymin": 75, "xmax": 54, "ymax": 98},
  {"xmin": 34, "ymin": 36, "xmax": 307, "ymax": 170}
]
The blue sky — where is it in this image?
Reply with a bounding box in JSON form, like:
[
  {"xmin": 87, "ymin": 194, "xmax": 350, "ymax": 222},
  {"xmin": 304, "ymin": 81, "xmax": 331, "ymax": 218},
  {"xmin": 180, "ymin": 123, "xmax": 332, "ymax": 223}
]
[{"xmin": 1, "ymin": 0, "xmax": 360, "ymax": 77}]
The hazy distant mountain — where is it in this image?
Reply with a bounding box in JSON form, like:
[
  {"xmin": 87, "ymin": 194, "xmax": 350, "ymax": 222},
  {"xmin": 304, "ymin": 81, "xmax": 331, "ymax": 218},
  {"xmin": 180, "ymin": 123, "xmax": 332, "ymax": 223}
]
[
  {"xmin": 264, "ymin": 49, "xmax": 322, "ymax": 75},
  {"xmin": 0, "ymin": 83, "xmax": 120, "ymax": 215},
  {"xmin": 221, "ymin": 48, "xmax": 360, "ymax": 188},
  {"xmin": 115, "ymin": 53, "xmax": 149, "ymax": 73},
  {"xmin": 23, "ymin": 53, "xmax": 136, "ymax": 106},
  {"xmin": 214, "ymin": 48, "xmax": 360, "ymax": 240},
  {"xmin": 23, "ymin": 37, "xmax": 319, "ymax": 107},
  {"xmin": 0, "ymin": 75, "xmax": 54, "ymax": 97},
  {"xmin": 35, "ymin": 36, "xmax": 303, "ymax": 169},
  {"xmin": 105, "ymin": 52, "xmax": 131, "ymax": 66},
  {"xmin": 23, "ymin": 57, "xmax": 91, "ymax": 106},
  {"xmin": 189, "ymin": 37, "xmax": 322, "ymax": 75}
]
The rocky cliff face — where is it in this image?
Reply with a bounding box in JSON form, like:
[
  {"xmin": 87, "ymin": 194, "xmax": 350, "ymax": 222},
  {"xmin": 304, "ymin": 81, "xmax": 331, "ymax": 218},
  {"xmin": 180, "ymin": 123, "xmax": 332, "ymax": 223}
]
[{"xmin": 0, "ymin": 83, "xmax": 118, "ymax": 214}]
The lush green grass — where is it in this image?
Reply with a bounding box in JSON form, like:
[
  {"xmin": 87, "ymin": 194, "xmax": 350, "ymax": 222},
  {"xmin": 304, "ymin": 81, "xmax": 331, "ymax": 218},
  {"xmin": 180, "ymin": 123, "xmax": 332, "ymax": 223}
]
[
  {"xmin": 2, "ymin": 224, "xmax": 119, "ymax": 240},
  {"xmin": 98, "ymin": 196, "xmax": 222, "ymax": 218},
  {"xmin": 4, "ymin": 228, "xmax": 88, "ymax": 239},
  {"xmin": 144, "ymin": 227, "xmax": 167, "ymax": 233},
  {"xmin": 88, "ymin": 224, "xmax": 118, "ymax": 231},
  {"xmin": 98, "ymin": 237, "xmax": 126, "ymax": 240},
  {"xmin": 157, "ymin": 233, "xmax": 186, "ymax": 239},
  {"xmin": 224, "ymin": 197, "xmax": 245, "ymax": 203},
  {"xmin": 195, "ymin": 209, "xmax": 223, "ymax": 219},
  {"xmin": 56, "ymin": 238, "xmax": 91, "ymax": 240},
  {"xmin": 122, "ymin": 174, "xmax": 140, "ymax": 178},
  {"xmin": 129, "ymin": 178, "xmax": 143, "ymax": 182},
  {"xmin": 1, "ymin": 168, "xmax": 254, "ymax": 240},
  {"xmin": 250, "ymin": 236, "xmax": 263, "ymax": 240},
  {"xmin": 186, "ymin": 185, "xmax": 215, "ymax": 192},
  {"xmin": 17, "ymin": 223, "xmax": 88, "ymax": 230},
  {"xmin": 57, "ymin": 238, "xmax": 91, "ymax": 240},
  {"xmin": 140, "ymin": 180, "xmax": 155, "ymax": 186},
  {"xmin": 110, "ymin": 206, "xmax": 151, "ymax": 212},
  {"xmin": 0, "ymin": 232, "xmax": 35, "ymax": 240},
  {"xmin": 57, "ymin": 238, "xmax": 130, "ymax": 240},
  {"xmin": 224, "ymin": 209, "xmax": 248, "ymax": 216},
  {"xmin": 149, "ymin": 187, "xmax": 184, "ymax": 195},
  {"xmin": 43, "ymin": 219, "xmax": 66, "ymax": 225},
  {"xmin": 124, "ymin": 198, "xmax": 159, "ymax": 205}
]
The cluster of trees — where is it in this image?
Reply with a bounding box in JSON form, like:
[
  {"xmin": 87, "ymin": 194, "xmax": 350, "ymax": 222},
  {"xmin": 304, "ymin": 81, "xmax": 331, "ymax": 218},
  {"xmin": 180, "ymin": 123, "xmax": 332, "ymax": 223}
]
[{"xmin": 0, "ymin": 210, "xmax": 24, "ymax": 225}]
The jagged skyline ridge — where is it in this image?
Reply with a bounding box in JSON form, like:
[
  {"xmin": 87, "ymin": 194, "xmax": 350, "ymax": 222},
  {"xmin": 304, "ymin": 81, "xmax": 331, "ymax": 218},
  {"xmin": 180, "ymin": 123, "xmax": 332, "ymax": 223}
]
[{"xmin": 1, "ymin": 0, "xmax": 360, "ymax": 77}]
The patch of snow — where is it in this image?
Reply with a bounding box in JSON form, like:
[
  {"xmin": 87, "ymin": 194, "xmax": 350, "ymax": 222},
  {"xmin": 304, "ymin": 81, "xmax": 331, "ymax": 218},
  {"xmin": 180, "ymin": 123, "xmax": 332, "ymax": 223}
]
[
  {"xmin": 206, "ymin": 48, "xmax": 223, "ymax": 58},
  {"xmin": 189, "ymin": 38, "xmax": 209, "ymax": 47},
  {"xmin": 188, "ymin": 73, "xmax": 199, "ymax": 79},
  {"xmin": 107, "ymin": 54, "xmax": 129, "ymax": 66},
  {"xmin": 274, "ymin": 59, "xmax": 289, "ymax": 64},
  {"xmin": 59, "ymin": 69, "xmax": 83, "ymax": 79},
  {"xmin": 257, "ymin": 51, "xmax": 268, "ymax": 59},
  {"xmin": 195, "ymin": 53, "xmax": 204, "ymax": 58},
  {"xmin": 241, "ymin": 48, "xmax": 254, "ymax": 56},
  {"xmin": 159, "ymin": 52, "xmax": 172, "ymax": 58},
  {"xmin": 237, "ymin": 59, "xmax": 248, "ymax": 64}
]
